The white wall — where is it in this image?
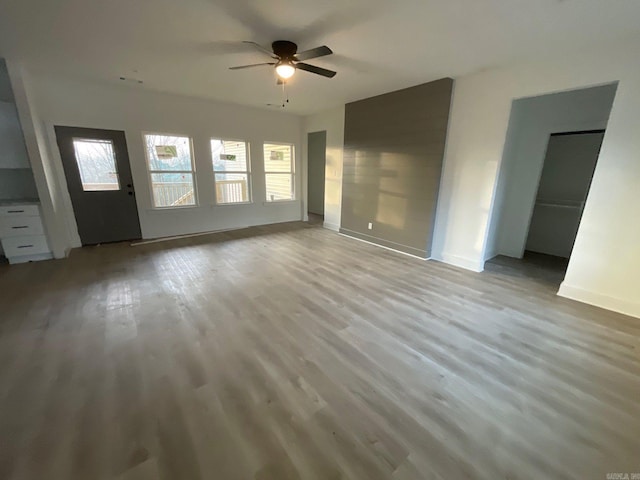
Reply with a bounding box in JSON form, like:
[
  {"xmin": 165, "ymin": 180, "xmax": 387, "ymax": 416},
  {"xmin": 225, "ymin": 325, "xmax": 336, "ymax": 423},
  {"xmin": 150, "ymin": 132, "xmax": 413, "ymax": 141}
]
[
  {"xmin": 6, "ymin": 62, "xmax": 69, "ymax": 258},
  {"xmin": 486, "ymin": 84, "xmax": 616, "ymax": 259},
  {"xmin": 26, "ymin": 72, "xmax": 303, "ymax": 247},
  {"xmin": 432, "ymin": 40, "xmax": 640, "ymax": 318},
  {"xmin": 303, "ymin": 106, "xmax": 345, "ymax": 231}
]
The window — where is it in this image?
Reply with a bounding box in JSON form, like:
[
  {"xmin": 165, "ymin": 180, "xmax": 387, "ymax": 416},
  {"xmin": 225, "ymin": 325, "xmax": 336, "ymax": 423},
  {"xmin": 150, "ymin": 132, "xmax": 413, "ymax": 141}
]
[
  {"xmin": 144, "ymin": 134, "xmax": 196, "ymax": 208},
  {"xmin": 211, "ymin": 139, "xmax": 251, "ymax": 204},
  {"xmin": 263, "ymin": 143, "xmax": 294, "ymax": 202},
  {"xmin": 73, "ymin": 138, "xmax": 120, "ymax": 191}
]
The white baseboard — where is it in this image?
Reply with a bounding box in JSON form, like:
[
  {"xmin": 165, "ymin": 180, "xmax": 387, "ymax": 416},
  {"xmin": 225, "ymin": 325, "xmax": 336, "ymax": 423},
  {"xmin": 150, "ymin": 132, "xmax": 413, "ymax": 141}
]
[
  {"xmin": 8, "ymin": 252, "xmax": 54, "ymax": 264},
  {"xmin": 483, "ymin": 250, "xmax": 498, "ymax": 262},
  {"xmin": 338, "ymin": 232, "xmax": 428, "ymax": 260},
  {"xmin": 132, "ymin": 227, "xmax": 237, "ymax": 246},
  {"xmin": 322, "ymin": 222, "xmax": 340, "ymax": 232},
  {"xmin": 434, "ymin": 251, "xmax": 485, "ymax": 272},
  {"xmin": 558, "ymin": 282, "xmax": 640, "ymax": 319}
]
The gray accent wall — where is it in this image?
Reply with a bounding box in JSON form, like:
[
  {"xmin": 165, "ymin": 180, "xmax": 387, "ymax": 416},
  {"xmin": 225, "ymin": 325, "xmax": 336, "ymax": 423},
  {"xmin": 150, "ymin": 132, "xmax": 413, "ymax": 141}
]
[
  {"xmin": 340, "ymin": 78, "xmax": 453, "ymax": 257},
  {"xmin": 0, "ymin": 58, "xmax": 15, "ymax": 103}
]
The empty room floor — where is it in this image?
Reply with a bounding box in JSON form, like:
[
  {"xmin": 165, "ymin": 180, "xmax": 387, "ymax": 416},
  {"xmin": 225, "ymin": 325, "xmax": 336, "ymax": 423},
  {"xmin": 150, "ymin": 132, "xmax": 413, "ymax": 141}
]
[{"xmin": 1, "ymin": 222, "xmax": 639, "ymax": 480}]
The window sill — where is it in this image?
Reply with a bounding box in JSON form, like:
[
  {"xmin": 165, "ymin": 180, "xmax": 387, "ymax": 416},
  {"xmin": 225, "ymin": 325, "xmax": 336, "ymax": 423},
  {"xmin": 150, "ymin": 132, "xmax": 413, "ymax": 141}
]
[
  {"xmin": 212, "ymin": 201, "xmax": 253, "ymax": 207},
  {"xmin": 263, "ymin": 199, "xmax": 298, "ymax": 206},
  {"xmin": 146, "ymin": 205, "xmax": 201, "ymax": 214}
]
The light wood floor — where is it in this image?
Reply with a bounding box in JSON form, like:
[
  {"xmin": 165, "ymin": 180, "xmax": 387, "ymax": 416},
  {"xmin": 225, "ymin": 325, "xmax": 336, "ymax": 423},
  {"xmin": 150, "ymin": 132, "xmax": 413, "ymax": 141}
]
[{"xmin": 1, "ymin": 222, "xmax": 639, "ymax": 480}]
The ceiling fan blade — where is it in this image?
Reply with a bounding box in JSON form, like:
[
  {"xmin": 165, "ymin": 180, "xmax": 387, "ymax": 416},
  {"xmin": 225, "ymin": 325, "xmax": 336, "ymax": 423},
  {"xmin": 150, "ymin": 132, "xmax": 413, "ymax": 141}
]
[
  {"xmin": 296, "ymin": 62, "xmax": 337, "ymax": 78},
  {"xmin": 242, "ymin": 41, "xmax": 277, "ymax": 58},
  {"xmin": 229, "ymin": 62, "xmax": 275, "ymax": 70},
  {"xmin": 294, "ymin": 45, "xmax": 333, "ymax": 61}
]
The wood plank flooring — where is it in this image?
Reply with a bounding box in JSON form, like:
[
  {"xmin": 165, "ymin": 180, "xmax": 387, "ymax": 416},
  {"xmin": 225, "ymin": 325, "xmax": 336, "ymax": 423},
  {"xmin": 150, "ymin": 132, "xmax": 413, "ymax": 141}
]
[{"xmin": 0, "ymin": 222, "xmax": 639, "ymax": 480}]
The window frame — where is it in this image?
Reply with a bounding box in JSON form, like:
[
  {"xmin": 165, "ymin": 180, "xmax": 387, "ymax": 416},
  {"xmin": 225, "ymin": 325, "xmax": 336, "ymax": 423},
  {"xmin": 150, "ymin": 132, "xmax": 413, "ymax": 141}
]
[
  {"xmin": 210, "ymin": 137, "xmax": 252, "ymax": 205},
  {"xmin": 263, "ymin": 142, "xmax": 296, "ymax": 203},
  {"xmin": 142, "ymin": 131, "xmax": 198, "ymax": 209}
]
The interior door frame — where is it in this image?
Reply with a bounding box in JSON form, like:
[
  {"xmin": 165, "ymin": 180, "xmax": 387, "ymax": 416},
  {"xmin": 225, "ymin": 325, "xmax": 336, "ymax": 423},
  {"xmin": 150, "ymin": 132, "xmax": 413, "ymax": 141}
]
[
  {"xmin": 307, "ymin": 130, "xmax": 327, "ymax": 216},
  {"xmin": 510, "ymin": 120, "xmax": 609, "ymax": 260},
  {"xmin": 522, "ymin": 128, "xmax": 606, "ymax": 260}
]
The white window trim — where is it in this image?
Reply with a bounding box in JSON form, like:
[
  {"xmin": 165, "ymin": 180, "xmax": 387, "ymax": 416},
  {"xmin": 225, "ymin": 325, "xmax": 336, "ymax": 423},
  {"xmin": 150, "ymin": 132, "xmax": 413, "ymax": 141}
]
[
  {"xmin": 262, "ymin": 200, "xmax": 298, "ymax": 206},
  {"xmin": 72, "ymin": 137, "xmax": 122, "ymax": 192},
  {"xmin": 263, "ymin": 142, "xmax": 295, "ymax": 202},
  {"xmin": 143, "ymin": 132, "xmax": 198, "ymax": 209},
  {"xmin": 211, "ymin": 137, "xmax": 252, "ymax": 205}
]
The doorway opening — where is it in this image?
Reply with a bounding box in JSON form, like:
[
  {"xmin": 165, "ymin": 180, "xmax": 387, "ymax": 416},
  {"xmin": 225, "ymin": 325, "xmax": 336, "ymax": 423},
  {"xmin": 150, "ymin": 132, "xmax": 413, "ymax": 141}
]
[
  {"xmin": 484, "ymin": 83, "xmax": 617, "ymax": 288},
  {"xmin": 55, "ymin": 126, "xmax": 142, "ymax": 245},
  {"xmin": 307, "ymin": 130, "xmax": 326, "ymax": 225},
  {"xmin": 524, "ymin": 130, "xmax": 604, "ymax": 259}
]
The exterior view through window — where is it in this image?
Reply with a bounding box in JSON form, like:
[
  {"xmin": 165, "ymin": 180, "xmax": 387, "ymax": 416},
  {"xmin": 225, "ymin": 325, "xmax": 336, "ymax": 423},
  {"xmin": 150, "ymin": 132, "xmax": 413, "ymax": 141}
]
[
  {"xmin": 263, "ymin": 143, "xmax": 294, "ymax": 201},
  {"xmin": 144, "ymin": 134, "xmax": 196, "ymax": 208},
  {"xmin": 73, "ymin": 138, "xmax": 120, "ymax": 191},
  {"xmin": 211, "ymin": 139, "xmax": 250, "ymax": 204}
]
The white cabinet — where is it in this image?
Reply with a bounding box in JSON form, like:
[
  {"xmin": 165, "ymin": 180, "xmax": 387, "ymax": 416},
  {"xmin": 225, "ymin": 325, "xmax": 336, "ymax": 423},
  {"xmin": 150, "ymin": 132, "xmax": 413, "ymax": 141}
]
[
  {"xmin": 0, "ymin": 202, "xmax": 52, "ymax": 264},
  {"xmin": 0, "ymin": 101, "xmax": 30, "ymax": 169},
  {"xmin": 0, "ymin": 204, "xmax": 39, "ymax": 216},
  {"xmin": 0, "ymin": 214, "xmax": 45, "ymax": 237}
]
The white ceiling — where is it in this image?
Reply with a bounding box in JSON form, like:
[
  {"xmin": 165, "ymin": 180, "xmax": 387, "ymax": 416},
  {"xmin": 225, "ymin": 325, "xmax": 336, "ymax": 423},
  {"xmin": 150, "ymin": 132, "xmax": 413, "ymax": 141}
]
[{"xmin": 1, "ymin": 0, "xmax": 639, "ymax": 115}]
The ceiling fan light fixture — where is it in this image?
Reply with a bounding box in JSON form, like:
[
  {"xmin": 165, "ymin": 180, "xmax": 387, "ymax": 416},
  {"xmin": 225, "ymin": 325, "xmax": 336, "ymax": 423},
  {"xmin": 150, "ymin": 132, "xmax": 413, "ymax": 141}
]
[
  {"xmin": 276, "ymin": 61, "xmax": 296, "ymax": 79},
  {"xmin": 230, "ymin": 41, "xmax": 336, "ymax": 81}
]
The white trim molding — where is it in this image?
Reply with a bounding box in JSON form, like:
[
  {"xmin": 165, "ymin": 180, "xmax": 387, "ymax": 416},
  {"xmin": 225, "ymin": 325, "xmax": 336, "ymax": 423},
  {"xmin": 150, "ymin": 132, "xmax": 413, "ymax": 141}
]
[
  {"xmin": 434, "ymin": 252, "xmax": 485, "ymax": 272},
  {"xmin": 338, "ymin": 232, "xmax": 428, "ymax": 261},
  {"xmin": 558, "ymin": 282, "xmax": 640, "ymax": 319},
  {"xmin": 323, "ymin": 221, "xmax": 339, "ymax": 232}
]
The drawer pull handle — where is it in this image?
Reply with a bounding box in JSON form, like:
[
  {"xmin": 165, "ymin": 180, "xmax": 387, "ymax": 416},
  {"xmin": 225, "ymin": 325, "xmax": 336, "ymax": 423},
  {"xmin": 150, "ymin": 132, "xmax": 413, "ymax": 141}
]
[
  {"xmin": 17, "ymin": 245, "xmax": 34, "ymax": 249},
  {"xmin": 11, "ymin": 226, "xmax": 29, "ymax": 229},
  {"xmin": 7, "ymin": 210, "xmax": 25, "ymax": 213}
]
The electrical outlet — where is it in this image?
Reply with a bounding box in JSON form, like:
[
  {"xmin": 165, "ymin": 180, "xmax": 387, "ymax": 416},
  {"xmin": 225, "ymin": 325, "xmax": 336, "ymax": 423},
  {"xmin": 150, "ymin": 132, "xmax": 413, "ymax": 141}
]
[{"xmin": 368, "ymin": 222, "xmax": 373, "ymax": 230}]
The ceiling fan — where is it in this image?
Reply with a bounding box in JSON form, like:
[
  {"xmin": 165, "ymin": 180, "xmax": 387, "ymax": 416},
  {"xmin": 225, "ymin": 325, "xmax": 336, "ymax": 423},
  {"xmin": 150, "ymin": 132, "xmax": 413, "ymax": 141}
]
[{"xmin": 230, "ymin": 40, "xmax": 337, "ymax": 81}]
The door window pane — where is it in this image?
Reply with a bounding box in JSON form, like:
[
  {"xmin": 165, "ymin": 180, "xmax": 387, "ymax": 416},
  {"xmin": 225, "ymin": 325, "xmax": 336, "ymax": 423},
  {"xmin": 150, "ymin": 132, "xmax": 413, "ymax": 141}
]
[
  {"xmin": 215, "ymin": 173, "xmax": 249, "ymax": 203},
  {"xmin": 73, "ymin": 139, "xmax": 120, "ymax": 191},
  {"xmin": 265, "ymin": 173, "xmax": 293, "ymax": 202},
  {"xmin": 150, "ymin": 173, "xmax": 196, "ymax": 207}
]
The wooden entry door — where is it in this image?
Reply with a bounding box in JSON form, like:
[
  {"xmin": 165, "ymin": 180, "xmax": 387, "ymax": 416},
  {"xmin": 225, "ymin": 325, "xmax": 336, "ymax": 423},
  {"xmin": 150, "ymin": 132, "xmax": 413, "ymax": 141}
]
[{"xmin": 55, "ymin": 126, "xmax": 142, "ymax": 245}]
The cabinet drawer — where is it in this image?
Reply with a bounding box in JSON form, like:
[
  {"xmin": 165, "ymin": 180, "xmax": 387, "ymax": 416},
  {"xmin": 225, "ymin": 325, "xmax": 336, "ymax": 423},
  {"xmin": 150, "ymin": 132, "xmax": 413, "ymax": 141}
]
[
  {"xmin": 1, "ymin": 235, "xmax": 50, "ymax": 257},
  {"xmin": 0, "ymin": 215, "xmax": 44, "ymax": 237},
  {"xmin": 0, "ymin": 205, "xmax": 40, "ymax": 217}
]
